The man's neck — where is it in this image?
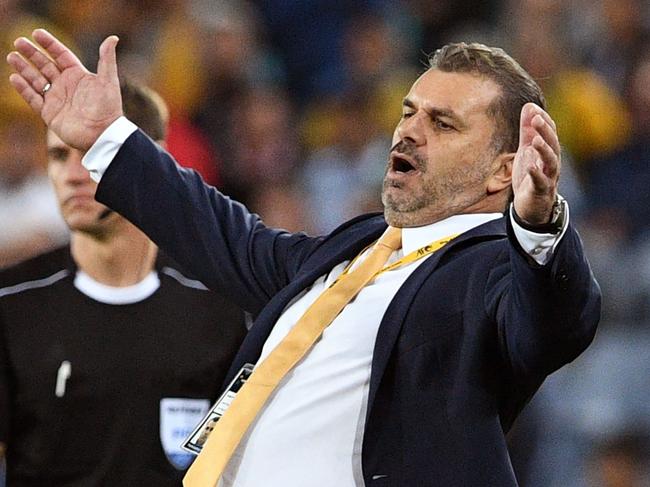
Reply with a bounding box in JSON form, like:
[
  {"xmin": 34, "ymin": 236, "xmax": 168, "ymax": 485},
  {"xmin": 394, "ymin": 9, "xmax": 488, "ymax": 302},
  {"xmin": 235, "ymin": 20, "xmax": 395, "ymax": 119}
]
[
  {"xmin": 71, "ymin": 228, "xmax": 157, "ymax": 287},
  {"xmin": 386, "ymin": 192, "xmax": 509, "ymax": 229}
]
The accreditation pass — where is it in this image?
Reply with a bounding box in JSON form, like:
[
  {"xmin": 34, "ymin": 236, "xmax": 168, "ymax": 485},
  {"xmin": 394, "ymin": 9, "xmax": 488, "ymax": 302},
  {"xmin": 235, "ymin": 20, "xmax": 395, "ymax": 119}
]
[{"xmin": 182, "ymin": 363, "xmax": 254, "ymax": 455}]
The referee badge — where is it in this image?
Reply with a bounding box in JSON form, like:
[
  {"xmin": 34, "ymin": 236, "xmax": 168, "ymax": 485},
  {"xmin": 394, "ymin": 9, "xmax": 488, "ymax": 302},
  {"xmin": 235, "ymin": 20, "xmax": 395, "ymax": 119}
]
[{"xmin": 160, "ymin": 398, "xmax": 210, "ymax": 470}]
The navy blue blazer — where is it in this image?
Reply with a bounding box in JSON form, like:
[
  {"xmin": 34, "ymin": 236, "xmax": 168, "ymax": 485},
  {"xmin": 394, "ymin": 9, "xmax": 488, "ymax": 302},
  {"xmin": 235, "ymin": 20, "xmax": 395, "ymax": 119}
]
[{"xmin": 96, "ymin": 130, "xmax": 601, "ymax": 486}]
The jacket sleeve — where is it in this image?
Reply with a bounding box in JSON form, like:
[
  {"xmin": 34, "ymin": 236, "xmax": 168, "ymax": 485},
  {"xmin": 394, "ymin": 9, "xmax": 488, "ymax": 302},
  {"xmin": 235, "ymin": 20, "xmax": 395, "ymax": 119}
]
[
  {"xmin": 485, "ymin": 218, "xmax": 601, "ymax": 381},
  {"xmin": 95, "ymin": 129, "xmax": 322, "ymax": 314}
]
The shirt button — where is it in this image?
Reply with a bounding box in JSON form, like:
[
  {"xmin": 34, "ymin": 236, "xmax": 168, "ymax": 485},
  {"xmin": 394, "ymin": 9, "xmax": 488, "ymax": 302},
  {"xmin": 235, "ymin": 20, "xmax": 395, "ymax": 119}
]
[{"xmin": 532, "ymin": 248, "xmax": 542, "ymax": 255}]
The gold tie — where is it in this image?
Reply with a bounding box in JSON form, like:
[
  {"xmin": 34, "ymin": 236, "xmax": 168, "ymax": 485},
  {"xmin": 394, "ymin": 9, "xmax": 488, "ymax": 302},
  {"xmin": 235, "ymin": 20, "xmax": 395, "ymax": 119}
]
[{"xmin": 183, "ymin": 226, "xmax": 402, "ymax": 487}]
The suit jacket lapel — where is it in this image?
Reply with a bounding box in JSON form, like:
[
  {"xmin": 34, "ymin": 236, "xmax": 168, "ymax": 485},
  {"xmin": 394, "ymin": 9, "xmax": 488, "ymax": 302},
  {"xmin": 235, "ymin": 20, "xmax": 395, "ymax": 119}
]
[{"xmin": 366, "ymin": 217, "xmax": 508, "ymax": 414}]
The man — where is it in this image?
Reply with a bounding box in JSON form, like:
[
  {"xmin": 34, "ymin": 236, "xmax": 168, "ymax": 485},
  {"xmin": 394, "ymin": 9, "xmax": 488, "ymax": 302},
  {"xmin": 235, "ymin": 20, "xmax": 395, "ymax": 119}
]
[
  {"xmin": 0, "ymin": 79, "xmax": 247, "ymax": 486},
  {"xmin": 7, "ymin": 31, "xmax": 600, "ymax": 486}
]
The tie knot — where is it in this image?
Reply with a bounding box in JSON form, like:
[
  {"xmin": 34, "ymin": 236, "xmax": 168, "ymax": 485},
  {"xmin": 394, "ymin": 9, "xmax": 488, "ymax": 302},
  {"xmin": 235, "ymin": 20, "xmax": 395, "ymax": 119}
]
[{"xmin": 378, "ymin": 226, "xmax": 402, "ymax": 251}]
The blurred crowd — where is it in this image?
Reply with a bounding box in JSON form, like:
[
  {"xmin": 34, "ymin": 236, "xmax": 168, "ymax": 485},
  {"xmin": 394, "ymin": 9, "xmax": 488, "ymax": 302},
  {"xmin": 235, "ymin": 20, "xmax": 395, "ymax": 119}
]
[{"xmin": 1, "ymin": 0, "xmax": 649, "ymax": 485}]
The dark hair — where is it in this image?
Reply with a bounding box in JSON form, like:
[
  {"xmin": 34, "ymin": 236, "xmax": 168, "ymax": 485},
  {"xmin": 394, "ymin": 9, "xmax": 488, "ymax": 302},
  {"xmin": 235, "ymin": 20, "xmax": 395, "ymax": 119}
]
[
  {"xmin": 428, "ymin": 42, "xmax": 545, "ymax": 153},
  {"xmin": 120, "ymin": 79, "xmax": 169, "ymax": 141}
]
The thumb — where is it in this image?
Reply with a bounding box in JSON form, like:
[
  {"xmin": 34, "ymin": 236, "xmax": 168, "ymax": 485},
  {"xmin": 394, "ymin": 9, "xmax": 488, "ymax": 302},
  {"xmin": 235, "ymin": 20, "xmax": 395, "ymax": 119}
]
[
  {"xmin": 97, "ymin": 35, "xmax": 120, "ymax": 83},
  {"xmin": 524, "ymin": 148, "xmax": 548, "ymax": 192},
  {"xmin": 518, "ymin": 103, "xmax": 537, "ymax": 148}
]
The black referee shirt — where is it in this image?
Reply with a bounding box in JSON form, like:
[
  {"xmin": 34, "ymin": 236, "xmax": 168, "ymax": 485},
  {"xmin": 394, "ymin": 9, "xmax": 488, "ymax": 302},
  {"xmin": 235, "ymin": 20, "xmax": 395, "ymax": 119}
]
[{"xmin": 0, "ymin": 246, "xmax": 246, "ymax": 486}]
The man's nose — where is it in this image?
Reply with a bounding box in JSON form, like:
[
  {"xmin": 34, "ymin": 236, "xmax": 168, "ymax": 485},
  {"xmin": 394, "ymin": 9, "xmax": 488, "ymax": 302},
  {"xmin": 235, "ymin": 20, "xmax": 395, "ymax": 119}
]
[
  {"xmin": 396, "ymin": 112, "xmax": 426, "ymax": 146},
  {"xmin": 64, "ymin": 157, "xmax": 91, "ymax": 182}
]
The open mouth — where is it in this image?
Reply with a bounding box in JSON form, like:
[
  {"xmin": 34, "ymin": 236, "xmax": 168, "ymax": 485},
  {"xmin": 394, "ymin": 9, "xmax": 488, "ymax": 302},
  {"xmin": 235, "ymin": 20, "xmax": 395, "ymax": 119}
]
[{"xmin": 390, "ymin": 153, "xmax": 418, "ymax": 174}]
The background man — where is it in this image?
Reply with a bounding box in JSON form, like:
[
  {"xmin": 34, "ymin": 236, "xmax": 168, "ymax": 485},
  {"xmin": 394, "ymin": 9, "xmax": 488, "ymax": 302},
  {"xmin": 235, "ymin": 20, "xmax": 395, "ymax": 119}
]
[
  {"xmin": 0, "ymin": 79, "xmax": 247, "ymax": 486},
  {"xmin": 7, "ymin": 32, "xmax": 600, "ymax": 486}
]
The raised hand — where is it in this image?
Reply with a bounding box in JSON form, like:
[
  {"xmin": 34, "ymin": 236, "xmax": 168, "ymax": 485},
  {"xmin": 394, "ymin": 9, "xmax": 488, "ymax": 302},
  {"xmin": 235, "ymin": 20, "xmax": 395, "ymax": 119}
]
[
  {"xmin": 512, "ymin": 103, "xmax": 561, "ymax": 225},
  {"xmin": 6, "ymin": 29, "xmax": 123, "ymax": 152}
]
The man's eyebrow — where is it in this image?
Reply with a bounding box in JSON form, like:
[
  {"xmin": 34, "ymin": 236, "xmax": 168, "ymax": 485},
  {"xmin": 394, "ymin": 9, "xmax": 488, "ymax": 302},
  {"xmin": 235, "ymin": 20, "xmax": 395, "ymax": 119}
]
[
  {"xmin": 47, "ymin": 146, "xmax": 68, "ymax": 156},
  {"xmin": 402, "ymin": 98, "xmax": 416, "ymax": 109},
  {"xmin": 402, "ymin": 98, "xmax": 465, "ymax": 126}
]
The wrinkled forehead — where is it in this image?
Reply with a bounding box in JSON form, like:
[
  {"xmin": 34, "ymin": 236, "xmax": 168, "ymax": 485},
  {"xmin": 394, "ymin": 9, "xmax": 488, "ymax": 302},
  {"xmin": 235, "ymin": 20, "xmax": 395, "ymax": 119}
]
[{"xmin": 406, "ymin": 69, "xmax": 502, "ymax": 120}]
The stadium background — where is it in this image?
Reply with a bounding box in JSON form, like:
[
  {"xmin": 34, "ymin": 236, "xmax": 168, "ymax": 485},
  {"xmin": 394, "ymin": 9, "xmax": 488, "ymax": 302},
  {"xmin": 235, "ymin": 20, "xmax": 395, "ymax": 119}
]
[{"xmin": 1, "ymin": 0, "xmax": 649, "ymax": 485}]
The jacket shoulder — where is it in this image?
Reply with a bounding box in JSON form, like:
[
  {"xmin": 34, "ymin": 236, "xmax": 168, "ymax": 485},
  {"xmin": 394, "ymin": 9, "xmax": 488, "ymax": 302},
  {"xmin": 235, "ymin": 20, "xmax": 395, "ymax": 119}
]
[{"xmin": 326, "ymin": 212, "xmax": 386, "ymax": 239}]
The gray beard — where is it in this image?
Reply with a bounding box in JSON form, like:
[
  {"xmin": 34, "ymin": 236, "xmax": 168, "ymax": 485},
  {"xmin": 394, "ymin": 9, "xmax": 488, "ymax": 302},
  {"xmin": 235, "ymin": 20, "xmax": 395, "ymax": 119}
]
[{"xmin": 381, "ymin": 155, "xmax": 495, "ymax": 226}]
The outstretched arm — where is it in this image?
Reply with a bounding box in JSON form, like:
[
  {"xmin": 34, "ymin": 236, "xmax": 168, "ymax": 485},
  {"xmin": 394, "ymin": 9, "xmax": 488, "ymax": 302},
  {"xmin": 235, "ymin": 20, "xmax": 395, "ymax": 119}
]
[
  {"xmin": 7, "ymin": 31, "xmax": 319, "ymax": 312},
  {"xmin": 7, "ymin": 29, "xmax": 122, "ymax": 151},
  {"xmin": 96, "ymin": 131, "xmax": 319, "ymax": 313},
  {"xmin": 487, "ymin": 104, "xmax": 600, "ymax": 380}
]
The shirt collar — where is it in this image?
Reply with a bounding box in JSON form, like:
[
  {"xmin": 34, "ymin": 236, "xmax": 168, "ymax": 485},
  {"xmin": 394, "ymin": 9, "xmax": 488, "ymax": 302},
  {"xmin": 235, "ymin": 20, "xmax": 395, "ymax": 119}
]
[
  {"xmin": 74, "ymin": 270, "xmax": 160, "ymax": 304},
  {"xmin": 401, "ymin": 213, "xmax": 503, "ymax": 254}
]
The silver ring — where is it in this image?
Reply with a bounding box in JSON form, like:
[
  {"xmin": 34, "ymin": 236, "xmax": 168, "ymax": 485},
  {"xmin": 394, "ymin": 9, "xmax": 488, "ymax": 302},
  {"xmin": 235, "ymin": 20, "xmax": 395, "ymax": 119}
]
[{"xmin": 41, "ymin": 82, "xmax": 52, "ymax": 96}]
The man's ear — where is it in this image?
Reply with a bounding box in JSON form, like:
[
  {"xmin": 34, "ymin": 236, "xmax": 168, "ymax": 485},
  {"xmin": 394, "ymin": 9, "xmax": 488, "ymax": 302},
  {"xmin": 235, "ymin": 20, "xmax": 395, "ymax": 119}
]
[{"xmin": 487, "ymin": 152, "xmax": 514, "ymax": 194}]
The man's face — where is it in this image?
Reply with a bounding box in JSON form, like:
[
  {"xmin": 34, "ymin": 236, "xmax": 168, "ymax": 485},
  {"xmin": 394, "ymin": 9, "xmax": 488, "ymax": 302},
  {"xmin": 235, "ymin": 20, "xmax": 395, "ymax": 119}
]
[
  {"xmin": 47, "ymin": 131, "xmax": 113, "ymax": 234},
  {"xmin": 382, "ymin": 69, "xmax": 506, "ymax": 227}
]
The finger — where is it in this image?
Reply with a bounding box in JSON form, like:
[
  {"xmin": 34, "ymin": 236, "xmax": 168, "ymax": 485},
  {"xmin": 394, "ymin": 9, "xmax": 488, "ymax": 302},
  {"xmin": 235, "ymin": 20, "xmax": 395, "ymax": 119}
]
[
  {"xmin": 524, "ymin": 147, "xmax": 550, "ymax": 191},
  {"xmin": 32, "ymin": 28, "xmax": 85, "ymax": 71},
  {"xmin": 523, "ymin": 102, "xmax": 556, "ymax": 130},
  {"xmin": 97, "ymin": 36, "xmax": 120, "ymax": 83},
  {"xmin": 534, "ymin": 107, "xmax": 556, "ymax": 132},
  {"xmin": 8, "ymin": 73, "xmax": 44, "ymax": 113},
  {"xmin": 531, "ymin": 114, "xmax": 561, "ymax": 156},
  {"xmin": 13, "ymin": 37, "xmax": 61, "ymax": 81},
  {"xmin": 6, "ymin": 51, "xmax": 51, "ymax": 94},
  {"xmin": 532, "ymin": 135, "xmax": 559, "ymax": 179},
  {"xmin": 519, "ymin": 104, "xmax": 545, "ymax": 147},
  {"xmin": 518, "ymin": 104, "xmax": 536, "ymax": 148}
]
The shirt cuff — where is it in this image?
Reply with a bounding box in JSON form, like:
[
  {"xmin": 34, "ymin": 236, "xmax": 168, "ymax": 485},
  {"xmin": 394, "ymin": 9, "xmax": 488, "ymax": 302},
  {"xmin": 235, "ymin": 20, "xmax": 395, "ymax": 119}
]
[
  {"xmin": 81, "ymin": 116, "xmax": 138, "ymax": 182},
  {"xmin": 509, "ymin": 201, "xmax": 570, "ymax": 265}
]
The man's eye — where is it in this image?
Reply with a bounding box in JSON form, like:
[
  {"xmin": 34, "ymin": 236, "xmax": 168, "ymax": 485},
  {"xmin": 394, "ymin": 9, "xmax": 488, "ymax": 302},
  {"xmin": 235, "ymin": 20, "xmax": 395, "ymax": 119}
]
[
  {"xmin": 402, "ymin": 111, "xmax": 414, "ymax": 119},
  {"xmin": 48, "ymin": 150, "xmax": 67, "ymax": 162},
  {"xmin": 434, "ymin": 119, "xmax": 453, "ymax": 130}
]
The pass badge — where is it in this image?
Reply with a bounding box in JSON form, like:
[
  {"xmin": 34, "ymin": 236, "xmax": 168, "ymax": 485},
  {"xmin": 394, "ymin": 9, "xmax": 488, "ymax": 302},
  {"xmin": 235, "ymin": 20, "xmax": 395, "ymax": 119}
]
[{"xmin": 182, "ymin": 363, "xmax": 254, "ymax": 455}]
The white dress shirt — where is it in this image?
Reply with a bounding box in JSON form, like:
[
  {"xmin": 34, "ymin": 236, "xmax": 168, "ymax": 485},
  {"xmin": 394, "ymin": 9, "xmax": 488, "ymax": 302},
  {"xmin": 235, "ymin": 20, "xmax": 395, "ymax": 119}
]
[{"xmin": 83, "ymin": 117, "xmax": 568, "ymax": 487}]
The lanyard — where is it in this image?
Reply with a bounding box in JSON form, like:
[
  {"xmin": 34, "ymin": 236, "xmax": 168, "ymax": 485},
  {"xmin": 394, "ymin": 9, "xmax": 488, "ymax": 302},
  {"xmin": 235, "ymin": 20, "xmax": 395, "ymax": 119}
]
[{"xmin": 336, "ymin": 233, "xmax": 459, "ymax": 284}]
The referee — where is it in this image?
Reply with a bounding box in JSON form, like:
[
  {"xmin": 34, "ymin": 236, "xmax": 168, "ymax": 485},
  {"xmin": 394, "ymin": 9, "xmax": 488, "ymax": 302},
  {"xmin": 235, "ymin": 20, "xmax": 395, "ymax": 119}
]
[{"xmin": 0, "ymin": 81, "xmax": 247, "ymax": 486}]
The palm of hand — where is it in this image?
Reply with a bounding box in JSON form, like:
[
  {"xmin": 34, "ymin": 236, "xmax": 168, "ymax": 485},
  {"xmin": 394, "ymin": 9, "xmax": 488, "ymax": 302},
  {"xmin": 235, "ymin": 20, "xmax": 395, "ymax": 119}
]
[
  {"xmin": 44, "ymin": 67, "xmax": 122, "ymax": 151},
  {"xmin": 7, "ymin": 30, "xmax": 123, "ymax": 151},
  {"xmin": 513, "ymin": 124, "xmax": 543, "ymax": 192}
]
